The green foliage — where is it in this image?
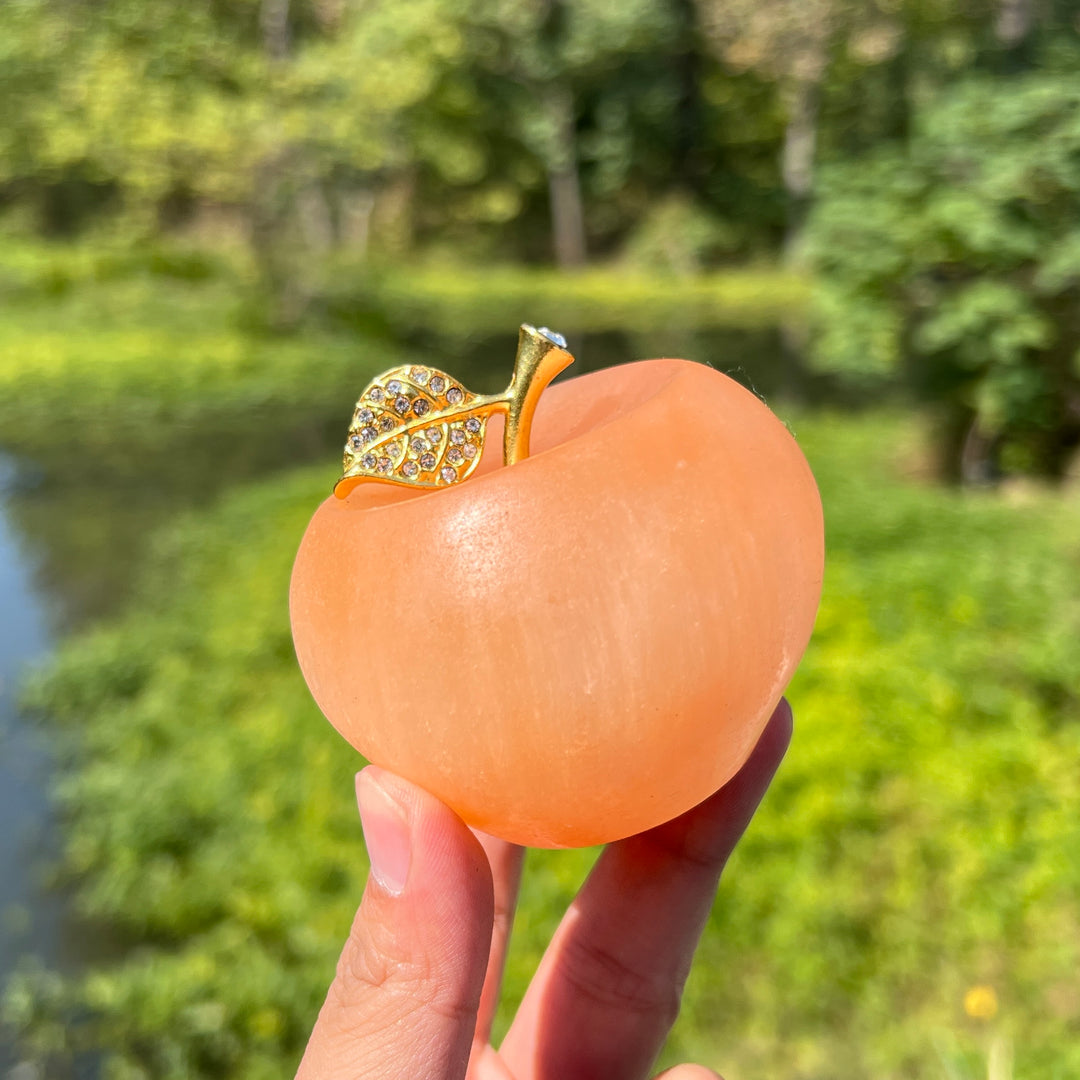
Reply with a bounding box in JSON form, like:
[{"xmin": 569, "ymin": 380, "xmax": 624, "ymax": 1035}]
[
  {"xmin": 0, "ymin": 278, "xmax": 386, "ymax": 472},
  {"xmin": 673, "ymin": 415, "xmax": 1080, "ymax": 1076},
  {"xmin": 0, "ymin": 0, "xmax": 800, "ymax": 279},
  {"xmin": 0, "ymin": 231, "xmax": 397, "ymax": 471},
  {"xmin": 621, "ymin": 193, "xmax": 742, "ymax": 276},
  {"xmin": 0, "ymin": 234, "xmax": 806, "ymax": 469},
  {"xmin": 807, "ymin": 75, "xmax": 1080, "ymax": 479},
  {"xmin": 5, "ymin": 412, "xmax": 1079, "ymax": 1078},
  {"xmin": 5, "ymin": 0, "xmax": 1080, "ymax": 289},
  {"xmin": 341, "ymin": 261, "xmax": 809, "ymax": 334},
  {"xmin": 0, "ymin": 0, "xmax": 454, "ymax": 206}
]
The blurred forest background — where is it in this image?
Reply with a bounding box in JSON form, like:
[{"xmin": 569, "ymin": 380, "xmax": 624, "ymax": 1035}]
[{"xmin": 0, "ymin": 1, "xmax": 1079, "ymax": 1078}]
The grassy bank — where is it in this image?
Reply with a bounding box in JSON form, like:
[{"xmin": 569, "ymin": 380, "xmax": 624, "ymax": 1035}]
[
  {"xmin": 0, "ymin": 237, "xmax": 807, "ymax": 471},
  {"xmin": 4, "ymin": 411, "xmax": 1078, "ymax": 1079},
  {"xmin": 0, "ymin": 268, "xmax": 396, "ymax": 473},
  {"xmin": 334, "ymin": 262, "xmax": 809, "ymax": 333}
]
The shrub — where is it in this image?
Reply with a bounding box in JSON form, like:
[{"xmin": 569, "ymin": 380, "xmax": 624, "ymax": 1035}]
[{"xmin": 808, "ymin": 75, "xmax": 1080, "ymax": 482}]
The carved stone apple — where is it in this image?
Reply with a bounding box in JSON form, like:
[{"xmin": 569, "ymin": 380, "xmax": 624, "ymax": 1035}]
[{"xmin": 290, "ymin": 355, "xmax": 823, "ymax": 847}]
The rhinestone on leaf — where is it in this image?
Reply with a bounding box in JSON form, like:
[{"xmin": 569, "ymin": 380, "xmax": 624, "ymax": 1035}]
[
  {"xmin": 447, "ymin": 447, "xmax": 464, "ymax": 465},
  {"xmin": 394, "ymin": 395, "xmax": 410, "ymax": 415},
  {"xmin": 413, "ymin": 398, "xmax": 430, "ymax": 417},
  {"xmin": 377, "ymin": 457, "xmax": 392, "ymax": 474},
  {"xmin": 357, "ymin": 408, "xmax": 375, "ymax": 424},
  {"xmin": 401, "ymin": 460, "xmax": 419, "ymax": 477},
  {"xmin": 361, "ymin": 452, "xmax": 377, "ymax": 469},
  {"xmin": 465, "ymin": 417, "xmax": 481, "ymax": 434},
  {"xmin": 419, "ymin": 452, "xmax": 437, "ymax": 470},
  {"xmin": 440, "ymin": 465, "xmax": 457, "ymax": 483},
  {"xmin": 426, "ymin": 427, "xmax": 443, "ymax": 443},
  {"xmin": 348, "ymin": 433, "xmax": 364, "ymax": 452},
  {"xmin": 386, "ymin": 379, "xmax": 402, "ymax": 394},
  {"xmin": 450, "ymin": 428, "xmax": 466, "ymax": 445},
  {"xmin": 429, "ymin": 375, "xmax": 446, "ymax": 395},
  {"xmin": 368, "ymin": 386, "xmax": 384, "ymax": 402},
  {"xmin": 463, "ymin": 443, "xmax": 478, "ymax": 459},
  {"xmin": 410, "ymin": 436, "xmax": 427, "ymax": 453},
  {"xmin": 380, "ymin": 416, "xmax": 395, "ymax": 431},
  {"xmin": 411, "ymin": 368, "xmax": 430, "ymax": 385},
  {"xmin": 446, "ymin": 386, "xmax": 464, "ymax": 405},
  {"xmin": 383, "ymin": 441, "xmax": 401, "ymax": 458},
  {"xmin": 359, "ymin": 425, "xmax": 378, "ymax": 442}
]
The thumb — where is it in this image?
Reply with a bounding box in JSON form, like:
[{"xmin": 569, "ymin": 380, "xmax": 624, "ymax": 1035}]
[{"xmin": 296, "ymin": 767, "xmax": 495, "ymax": 1080}]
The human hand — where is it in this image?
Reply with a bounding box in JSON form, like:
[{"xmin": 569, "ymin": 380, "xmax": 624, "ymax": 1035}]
[{"xmin": 295, "ymin": 699, "xmax": 792, "ymax": 1080}]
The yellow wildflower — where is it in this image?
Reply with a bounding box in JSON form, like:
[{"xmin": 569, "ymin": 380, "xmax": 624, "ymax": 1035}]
[{"xmin": 964, "ymin": 984, "xmax": 999, "ymax": 1020}]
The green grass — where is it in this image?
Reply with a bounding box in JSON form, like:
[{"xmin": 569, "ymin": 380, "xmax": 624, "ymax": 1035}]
[
  {"xmin": 335, "ymin": 261, "xmax": 810, "ymax": 333},
  {"xmin": 0, "ymin": 236, "xmax": 806, "ymax": 469},
  {"xmin": 0, "ymin": 270, "xmax": 397, "ymax": 471},
  {"xmin": 4, "ymin": 411, "xmax": 1079, "ymax": 1079}
]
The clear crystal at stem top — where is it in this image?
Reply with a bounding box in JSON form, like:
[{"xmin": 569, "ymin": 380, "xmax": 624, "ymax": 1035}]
[
  {"xmin": 523, "ymin": 324, "xmax": 568, "ymax": 350},
  {"xmin": 336, "ymin": 323, "xmax": 575, "ymax": 497}
]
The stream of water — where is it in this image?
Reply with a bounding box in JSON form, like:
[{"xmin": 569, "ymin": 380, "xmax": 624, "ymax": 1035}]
[{"xmin": 0, "ymin": 459, "xmax": 65, "ymax": 1072}]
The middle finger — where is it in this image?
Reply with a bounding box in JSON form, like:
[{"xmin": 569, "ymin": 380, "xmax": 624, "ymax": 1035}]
[
  {"xmin": 499, "ymin": 701, "xmax": 792, "ymax": 1080},
  {"xmin": 471, "ymin": 831, "xmax": 526, "ymax": 1048}
]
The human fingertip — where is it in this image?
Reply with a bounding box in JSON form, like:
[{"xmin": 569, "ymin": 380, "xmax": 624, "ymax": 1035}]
[
  {"xmin": 356, "ymin": 767, "xmax": 412, "ymax": 896},
  {"xmin": 776, "ymin": 694, "xmax": 794, "ymax": 733},
  {"xmin": 652, "ymin": 1065, "xmax": 724, "ymax": 1080}
]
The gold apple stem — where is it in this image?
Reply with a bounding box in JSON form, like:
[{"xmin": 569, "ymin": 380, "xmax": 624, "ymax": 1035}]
[{"xmin": 502, "ymin": 325, "xmax": 575, "ymax": 465}]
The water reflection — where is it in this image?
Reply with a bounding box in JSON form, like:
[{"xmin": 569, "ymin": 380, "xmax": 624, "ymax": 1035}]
[
  {"xmin": 0, "ymin": 459, "xmax": 66, "ymax": 1071},
  {"xmin": 0, "ymin": 460, "xmax": 55, "ymax": 971},
  {"xmin": 4, "ymin": 411, "xmax": 341, "ymax": 632}
]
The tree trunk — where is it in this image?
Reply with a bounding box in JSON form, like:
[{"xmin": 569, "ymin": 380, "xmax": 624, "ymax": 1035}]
[
  {"xmin": 545, "ymin": 85, "xmax": 587, "ymax": 269},
  {"xmin": 297, "ymin": 183, "xmax": 334, "ymax": 254},
  {"xmin": 938, "ymin": 403, "xmax": 976, "ymax": 485},
  {"xmin": 671, "ymin": 0, "xmax": 706, "ymax": 194},
  {"xmin": 250, "ymin": 0, "xmax": 302, "ymax": 326},
  {"xmin": 371, "ymin": 170, "xmax": 417, "ymax": 258},
  {"xmin": 261, "ymin": 0, "xmax": 291, "ymax": 61},
  {"xmin": 960, "ymin": 418, "xmax": 1002, "ymax": 486},
  {"xmin": 341, "ymin": 189, "xmax": 376, "ymax": 258},
  {"xmin": 780, "ymin": 75, "xmax": 821, "ymax": 264},
  {"xmin": 995, "ymin": 0, "xmax": 1036, "ymax": 72},
  {"xmin": 995, "ymin": 0, "xmax": 1033, "ymax": 47}
]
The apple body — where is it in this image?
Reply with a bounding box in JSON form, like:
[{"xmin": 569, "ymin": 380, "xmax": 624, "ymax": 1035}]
[{"xmin": 290, "ymin": 359, "xmax": 823, "ymax": 847}]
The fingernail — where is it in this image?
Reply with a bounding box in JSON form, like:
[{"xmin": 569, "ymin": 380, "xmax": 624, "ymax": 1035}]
[{"xmin": 356, "ymin": 769, "xmax": 411, "ymax": 896}]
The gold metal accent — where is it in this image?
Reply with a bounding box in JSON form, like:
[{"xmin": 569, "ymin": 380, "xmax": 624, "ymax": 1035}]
[{"xmin": 334, "ymin": 325, "xmax": 574, "ymax": 498}]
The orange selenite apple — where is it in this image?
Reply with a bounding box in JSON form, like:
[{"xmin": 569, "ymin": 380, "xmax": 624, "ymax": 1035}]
[{"xmin": 290, "ymin": 358, "xmax": 823, "ymax": 848}]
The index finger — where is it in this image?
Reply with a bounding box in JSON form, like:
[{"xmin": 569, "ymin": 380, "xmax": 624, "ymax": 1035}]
[{"xmin": 296, "ymin": 769, "xmax": 494, "ymax": 1080}]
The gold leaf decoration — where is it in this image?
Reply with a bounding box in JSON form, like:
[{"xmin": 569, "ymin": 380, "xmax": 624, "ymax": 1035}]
[
  {"xmin": 333, "ymin": 326, "xmax": 576, "ymax": 498},
  {"xmin": 337, "ymin": 364, "xmax": 492, "ymax": 492}
]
